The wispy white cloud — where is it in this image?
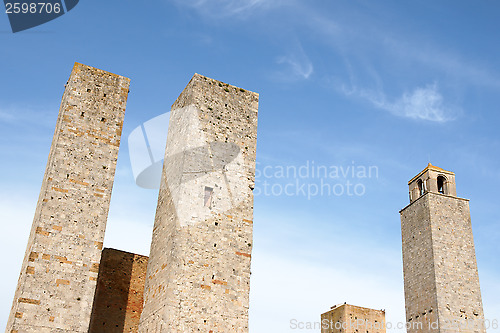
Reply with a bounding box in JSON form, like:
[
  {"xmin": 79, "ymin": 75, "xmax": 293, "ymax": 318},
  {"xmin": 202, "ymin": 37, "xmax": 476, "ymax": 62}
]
[
  {"xmin": 277, "ymin": 54, "xmax": 313, "ymax": 80},
  {"xmin": 298, "ymin": 5, "xmax": 500, "ymax": 91},
  {"xmin": 289, "ymin": 4, "xmax": 500, "ymax": 124},
  {"xmin": 380, "ymin": 84, "xmax": 458, "ymax": 122},
  {"xmin": 342, "ymin": 82, "xmax": 459, "ymax": 122},
  {"xmin": 274, "ymin": 41, "xmax": 314, "ymax": 81},
  {"xmin": 172, "ymin": 0, "xmax": 276, "ymax": 18},
  {"xmin": 382, "ymin": 37, "xmax": 500, "ymax": 90}
]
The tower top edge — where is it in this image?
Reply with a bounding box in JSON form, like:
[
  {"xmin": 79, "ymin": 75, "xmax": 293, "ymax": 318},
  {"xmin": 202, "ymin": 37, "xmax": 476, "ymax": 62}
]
[
  {"xmin": 190, "ymin": 72, "xmax": 259, "ymax": 96},
  {"xmin": 323, "ymin": 303, "xmax": 386, "ymax": 313},
  {"xmin": 73, "ymin": 62, "xmax": 131, "ymax": 82},
  {"xmin": 408, "ymin": 163, "xmax": 454, "ymax": 185}
]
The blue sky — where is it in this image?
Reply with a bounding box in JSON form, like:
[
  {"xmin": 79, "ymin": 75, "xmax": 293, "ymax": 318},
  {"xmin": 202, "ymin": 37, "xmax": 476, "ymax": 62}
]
[{"xmin": 1, "ymin": 1, "xmax": 499, "ymax": 332}]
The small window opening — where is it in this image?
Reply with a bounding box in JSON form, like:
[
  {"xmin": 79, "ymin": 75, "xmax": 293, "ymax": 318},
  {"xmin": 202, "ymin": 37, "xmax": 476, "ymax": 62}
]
[
  {"xmin": 418, "ymin": 179, "xmax": 424, "ymax": 196},
  {"xmin": 437, "ymin": 176, "xmax": 446, "ymax": 194},
  {"xmin": 204, "ymin": 186, "xmax": 213, "ymax": 207}
]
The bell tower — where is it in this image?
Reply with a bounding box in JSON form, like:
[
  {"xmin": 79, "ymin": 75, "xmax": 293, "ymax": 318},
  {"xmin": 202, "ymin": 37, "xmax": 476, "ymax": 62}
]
[
  {"xmin": 400, "ymin": 164, "xmax": 486, "ymax": 333},
  {"xmin": 408, "ymin": 163, "xmax": 457, "ymax": 202}
]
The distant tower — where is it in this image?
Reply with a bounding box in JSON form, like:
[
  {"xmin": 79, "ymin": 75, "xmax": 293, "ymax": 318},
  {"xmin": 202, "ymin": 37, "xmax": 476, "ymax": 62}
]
[
  {"xmin": 321, "ymin": 304, "xmax": 386, "ymax": 333},
  {"xmin": 400, "ymin": 164, "xmax": 486, "ymax": 333},
  {"xmin": 138, "ymin": 74, "xmax": 259, "ymax": 332},
  {"xmin": 6, "ymin": 63, "xmax": 130, "ymax": 332}
]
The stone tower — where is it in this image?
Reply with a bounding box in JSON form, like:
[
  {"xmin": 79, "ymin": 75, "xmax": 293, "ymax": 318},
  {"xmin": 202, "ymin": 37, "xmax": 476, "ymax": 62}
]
[
  {"xmin": 321, "ymin": 304, "xmax": 386, "ymax": 333},
  {"xmin": 138, "ymin": 74, "xmax": 259, "ymax": 332},
  {"xmin": 6, "ymin": 63, "xmax": 130, "ymax": 333},
  {"xmin": 400, "ymin": 164, "xmax": 486, "ymax": 333}
]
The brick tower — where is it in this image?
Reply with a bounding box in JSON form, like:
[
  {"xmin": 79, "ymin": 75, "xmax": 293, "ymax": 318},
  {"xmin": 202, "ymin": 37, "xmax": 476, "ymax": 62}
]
[
  {"xmin": 138, "ymin": 74, "xmax": 259, "ymax": 332},
  {"xmin": 6, "ymin": 63, "xmax": 130, "ymax": 333},
  {"xmin": 400, "ymin": 164, "xmax": 486, "ymax": 333}
]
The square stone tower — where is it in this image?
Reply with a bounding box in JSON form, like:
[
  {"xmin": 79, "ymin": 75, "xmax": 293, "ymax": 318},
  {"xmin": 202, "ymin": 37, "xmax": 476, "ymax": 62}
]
[
  {"xmin": 6, "ymin": 63, "xmax": 130, "ymax": 333},
  {"xmin": 321, "ymin": 304, "xmax": 386, "ymax": 333},
  {"xmin": 400, "ymin": 164, "xmax": 486, "ymax": 333},
  {"xmin": 138, "ymin": 74, "xmax": 259, "ymax": 332}
]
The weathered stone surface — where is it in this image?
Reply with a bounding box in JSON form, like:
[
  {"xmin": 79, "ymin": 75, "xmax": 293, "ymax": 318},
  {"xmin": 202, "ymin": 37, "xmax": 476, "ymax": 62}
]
[
  {"xmin": 5, "ymin": 63, "xmax": 130, "ymax": 333},
  {"xmin": 321, "ymin": 304, "xmax": 386, "ymax": 333},
  {"xmin": 401, "ymin": 165, "xmax": 486, "ymax": 333},
  {"xmin": 138, "ymin": 74, "xmax": 259, "ymax": 332},
  {"xmin": 89, "ymin": 248, "xmax": 148, "ymax": 333}
]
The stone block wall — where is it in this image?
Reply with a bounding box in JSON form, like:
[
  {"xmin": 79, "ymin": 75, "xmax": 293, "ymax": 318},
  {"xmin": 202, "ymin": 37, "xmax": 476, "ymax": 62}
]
[
  {"xmin": 89, "ymin": 248, "xmax": 148, "ymax": 333},
  {"xmin": 401, "ymin": 191, "xmax": 486, "ymax": 333},
  {"xmin": 138, "ymin": 74, "xmax": 259, "ymax": 332},
  {"xmin": 321, "ymin": 304, "xmax": 386, "ymax": 333}
]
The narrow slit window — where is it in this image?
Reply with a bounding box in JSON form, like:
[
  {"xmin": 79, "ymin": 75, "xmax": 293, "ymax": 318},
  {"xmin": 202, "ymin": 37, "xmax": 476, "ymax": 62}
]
[{"xmin": 204, "ymin": 186, "xmax": 214, "ymax": 207}]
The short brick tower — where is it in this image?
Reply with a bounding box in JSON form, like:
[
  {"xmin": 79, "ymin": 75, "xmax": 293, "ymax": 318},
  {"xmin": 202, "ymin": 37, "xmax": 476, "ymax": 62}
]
[
  {"xmin": 321, "ymin": 304, "xmax": 386, "ymax": 333},
  {"xmin": 400, "ymin": 164, "xmax": 486, "ymax": 333}
]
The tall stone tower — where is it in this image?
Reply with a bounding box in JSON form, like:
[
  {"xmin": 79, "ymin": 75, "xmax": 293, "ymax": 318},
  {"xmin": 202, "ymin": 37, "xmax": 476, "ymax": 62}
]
[
  {"xmin": 6, "ymin": 63, "xmax": 130, "ymax": 333},
  {"xmin": 138, "ymin": 74, "xmax": 259, "ymax": 332},
  {"xmin": 400, "ymin": 164, "xmax": 486, "ymax": 333}
]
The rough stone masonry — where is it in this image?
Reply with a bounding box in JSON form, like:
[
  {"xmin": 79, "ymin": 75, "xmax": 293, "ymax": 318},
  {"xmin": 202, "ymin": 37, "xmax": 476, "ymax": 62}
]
[
  {"xmin": 88, "ymin": 248, "xmax": 148, "ymax": 333},
  {"xmin": 400, "ymin": 164, "xmax": 486, "ymax": 333},
  {"xmin": 6, "ymin": 63, "xmax": 130, "ymax": 333},
  {"xmin": 321, "ymin": 304, "xmax": 386, "ymax": 333},
  {"xmin": 138, "ymin": 74, "xmax": 259, "ymax": 332}
]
